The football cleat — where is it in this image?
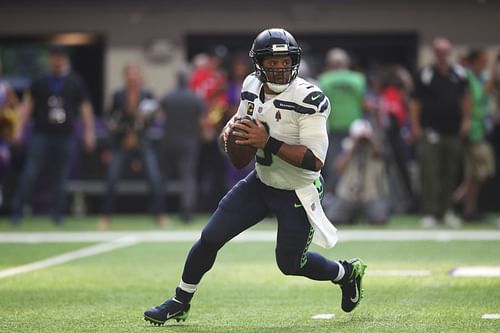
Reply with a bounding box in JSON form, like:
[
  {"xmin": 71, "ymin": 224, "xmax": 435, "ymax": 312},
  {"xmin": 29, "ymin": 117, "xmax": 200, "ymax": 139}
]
[
  {"xmin": 144, "ymin": 296, "xmax": 190, "ymax": 325},
  {"xmin": 337, "ymin": 258, "xmax": 367, "ymax": 313}
]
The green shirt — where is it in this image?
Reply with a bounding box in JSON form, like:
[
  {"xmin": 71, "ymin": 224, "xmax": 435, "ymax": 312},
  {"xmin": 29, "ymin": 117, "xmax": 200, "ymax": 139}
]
[
  {"xmin": 467, "ymin": 69, "xmax": 488, "ymax": 141},
  {"xmin": 317, "ymin": 69, "xmax": 366, "ymax": 131}
]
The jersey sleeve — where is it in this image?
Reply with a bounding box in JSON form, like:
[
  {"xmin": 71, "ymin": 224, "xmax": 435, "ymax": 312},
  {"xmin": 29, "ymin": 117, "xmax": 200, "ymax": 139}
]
[
  {"xmin": 221, "ymin": 74, "xmax": 257, "ymax": 129},
  {"xmin": 298, "ymin": 96, "xmax": 330, "ymax": 163},
  {"xmin": 235, "ymin": 74, "xmax": 259, "ymax": 118},
  {"xmin": 301, "ymin": 89, "xmax": 330, "ymax": 115},
  {"xmin": 234, "ymin": 99, "xmax": 248, "ymax": 118}
]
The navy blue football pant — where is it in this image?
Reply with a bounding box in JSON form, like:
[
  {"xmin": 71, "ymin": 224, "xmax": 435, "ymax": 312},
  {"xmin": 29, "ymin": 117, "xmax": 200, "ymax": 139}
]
[{"xmin": 181, "ymin": 170, "xmax": 341, "ymax": 285}]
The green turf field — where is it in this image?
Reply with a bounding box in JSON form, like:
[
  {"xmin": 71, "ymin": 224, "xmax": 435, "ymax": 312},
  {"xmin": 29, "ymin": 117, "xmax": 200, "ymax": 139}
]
[{"xmin": 1, "ymin": 216, "xmax": 500, "ymax": 332}]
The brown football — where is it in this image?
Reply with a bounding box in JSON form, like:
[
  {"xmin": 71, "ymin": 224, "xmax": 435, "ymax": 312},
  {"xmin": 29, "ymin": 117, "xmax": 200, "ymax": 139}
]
[{"xmin": 226, "ymin": 118, "xmax": 257, "ymax": 169}]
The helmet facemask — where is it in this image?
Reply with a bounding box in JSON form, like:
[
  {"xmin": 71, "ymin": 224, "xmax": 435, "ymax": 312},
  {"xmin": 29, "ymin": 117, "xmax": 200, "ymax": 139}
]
[{"xmin": 254, "ymin": 53, "xmax": 300, "ymax": 93}]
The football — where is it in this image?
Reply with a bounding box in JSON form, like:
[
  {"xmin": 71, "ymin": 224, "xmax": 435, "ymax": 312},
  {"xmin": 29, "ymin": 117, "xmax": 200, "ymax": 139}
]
[{"xmin": 226, "ymin": 118, "xmax": 257, "ymax": 170}]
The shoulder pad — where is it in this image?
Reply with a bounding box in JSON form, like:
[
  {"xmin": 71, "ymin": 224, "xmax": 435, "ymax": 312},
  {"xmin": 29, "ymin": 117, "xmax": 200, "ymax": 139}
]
[
  {"xmin": 274, "ymin": 78, "xmax": 330, "ymax": 114},
  {"xmin": 240, "ymin": 73, "xmax": 260, "ymax": 102},
  {"xmin": 241, "ymin": 73, "xmax": 259, "ymax": 90},
  {"xmin": 297, "ymin": 78, "xmax": 329, "ymax": 114}
]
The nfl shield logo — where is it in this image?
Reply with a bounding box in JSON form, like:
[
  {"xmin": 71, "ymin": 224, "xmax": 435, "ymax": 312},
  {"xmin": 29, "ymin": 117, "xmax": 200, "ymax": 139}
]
[{"xmin": 311, "ymin": 203, "xmax": 316, "ymax": 211}]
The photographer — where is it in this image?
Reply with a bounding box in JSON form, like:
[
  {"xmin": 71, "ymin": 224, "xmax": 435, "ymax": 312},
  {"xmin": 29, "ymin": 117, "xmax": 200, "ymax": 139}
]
[{"xmin": 326, "ymin": 119, "xmax": 389, "ymax": 225}]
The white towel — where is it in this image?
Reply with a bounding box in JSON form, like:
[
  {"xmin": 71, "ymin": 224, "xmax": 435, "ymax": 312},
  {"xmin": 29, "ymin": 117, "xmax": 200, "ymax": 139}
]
[{"xmin": 295, "ymin": 183, "xmax": 338, "ymax": 249}]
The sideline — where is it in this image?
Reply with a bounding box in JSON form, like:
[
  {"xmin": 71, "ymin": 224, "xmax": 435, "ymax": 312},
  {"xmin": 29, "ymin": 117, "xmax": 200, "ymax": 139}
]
[
  {"xmin": 1, "ymin": 230, "xmax": 500, "ymax": 243},
  {"xmin": 1, "ymin": 230, "xmax": 499, "ymax": 279}
]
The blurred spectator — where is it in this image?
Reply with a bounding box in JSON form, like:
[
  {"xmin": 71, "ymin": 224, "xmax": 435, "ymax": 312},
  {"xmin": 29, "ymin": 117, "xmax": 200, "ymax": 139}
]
[
  {"xmin": 190, "ymin": 51, "xmax": 228, "ymax": 141},
  {"xmin": 224, "ymin": 54, "xmax": 253, "ymax": 188},
  {"xmin": 298, "ymin": 58, "xmax": 317, "ymax": 84},
  {"xmin": 317, "ymin": 48, "xmax": 366, "ymax": 192},
  {"xmin": 226, "ymin": 54, "xmax": 252, "ymax": 119},
  {"xmin": 0, "ymin": 81, "xmax": 19, "ymax": 207},
  {"xmin": 190, "ymin": 51, "xmax": 228, "ymax": 210},
  {"xmin": 486, "ymin": 53, "xmax": 500, "ymax": 155},
  {"xmin": 394, "ymin": 64, "xmax": 415, "ymax": 97},
  {"xmin": 453, "ymin": 49, "xmax": 496, "ymax": 220},
  {"xmin": 100, "ymin": 63, "xmax": 165, "ymax": 228},
  {"xmin": 379, "ymin": 66, "xmax": 415, "ymax": 210},
  {"xmin": 410, "ymin": 37, "xmax": 471, "ymax": 228},
  {"xmin": 324, "ymin": 119, "xmax": 388, "ymax": 225},
  {"xmin": 160, "ymin": 68, "xmax": 204, "ymax": 222},
  {"xmin": 10, "ymin": 45, "xmax": 96, "ymax": 226},
  {"xmin": 364, "ymin": 71, "xmax": 383, "ymax": 121}
]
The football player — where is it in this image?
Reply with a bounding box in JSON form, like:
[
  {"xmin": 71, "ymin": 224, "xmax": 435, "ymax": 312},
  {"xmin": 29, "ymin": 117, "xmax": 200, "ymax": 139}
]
[{"xmin": 144, "ymin": 28, "xmax": 366, "ymax": 325}]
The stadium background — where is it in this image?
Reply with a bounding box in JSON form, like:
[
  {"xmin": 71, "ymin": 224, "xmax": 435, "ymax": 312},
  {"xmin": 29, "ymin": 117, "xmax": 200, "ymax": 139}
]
[
  {"xmin": 1, "ymin": 2, "xmax": 500, "ymax": 332},
  {"xmin": 0, "ymin": 0, "xmax": 499, "ymax": 214}
]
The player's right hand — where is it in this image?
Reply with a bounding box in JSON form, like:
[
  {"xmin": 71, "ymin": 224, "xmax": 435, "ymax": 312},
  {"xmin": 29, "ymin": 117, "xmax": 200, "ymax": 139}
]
[{"xmin": 224, "ymin": 116, "xmax": 242, "ymax": 142}]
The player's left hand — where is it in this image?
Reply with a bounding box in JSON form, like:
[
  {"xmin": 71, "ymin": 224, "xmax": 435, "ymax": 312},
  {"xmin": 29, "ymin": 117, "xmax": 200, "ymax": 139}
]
[{"xmin": 233, "ymin": 118, "xmax": 269, "ymax": 149}]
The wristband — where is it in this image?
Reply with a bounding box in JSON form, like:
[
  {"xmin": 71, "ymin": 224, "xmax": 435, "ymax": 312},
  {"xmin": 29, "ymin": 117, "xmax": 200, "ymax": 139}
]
[
  {"xmin": 301, "ymin": 148, "xmax": 317, "ymax": 171},
  {"xmin": 264, "ymin": 136, "xmax": 283, "ymax": 155}
]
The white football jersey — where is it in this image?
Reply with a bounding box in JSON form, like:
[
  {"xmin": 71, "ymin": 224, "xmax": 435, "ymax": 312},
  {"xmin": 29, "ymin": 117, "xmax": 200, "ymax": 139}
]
[{"xmin": 232, "ymin": 74, "xmax": 330, "ymax": 190}]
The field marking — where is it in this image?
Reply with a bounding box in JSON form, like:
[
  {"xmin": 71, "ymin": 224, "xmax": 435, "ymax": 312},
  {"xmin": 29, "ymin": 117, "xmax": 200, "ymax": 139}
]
[
  {"xmin": 482, "ymin": 314, "xmax": 500, "ymax": 319},
  {"xmin": 0, "ymin": 236, "xmax": 138, "ymax": 279},
  {"xmin": 1, "ymin": 230, "xmax": 500, "ymax": 243},
  {"xmin": 449, "ymin": 266, "xmax": 500, "ymax": 277},
  {"xmin": 368, "ymin": 270, "xmax": 432, "ymax": 276},
  {"xmin": 311, "ymin": 314, "xmax": 335, "ymax": 320},
  {"xmin": 0, "ymin": 231, "xmax": 201, "ymax": 243}
]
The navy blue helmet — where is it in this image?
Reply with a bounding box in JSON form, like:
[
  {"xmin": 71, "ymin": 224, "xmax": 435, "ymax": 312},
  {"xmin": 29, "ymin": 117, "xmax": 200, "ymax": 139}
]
[{"xmin": 249, "ymin": 28, "xmax": 302, "ymax": 88}]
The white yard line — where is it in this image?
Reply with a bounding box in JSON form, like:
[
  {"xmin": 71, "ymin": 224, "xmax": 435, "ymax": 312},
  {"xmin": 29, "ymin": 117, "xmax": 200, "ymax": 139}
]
[
  {"xmin": 311, "ymin": 314, "xmax": 335, "ymax": 320},
  {"xmin": 1, "ymin": 230, "xmax": 500, "ymax": 243},
  {"xmin": 0, "ymin": 231, "xmax": 201, "ymax": 243},
  {"xmin": 1, "ymin": 229, "xmax": 499, "ymax": 279},
  {"xmin": 339, "ymin": 230, "xmax": 500, "ymax": 241},
  {"xmin": 0, "ymin": 236, "xmax": 138, "ymax": 279},
  {"xmin": 368, "ymin": 270, "xmax": 433, "ymax": 276},
  {"xmin": 482, "ymin": 314, "xmax": 500, "ymax": 319},
  {"xmin": 449, "ymin": 266, "xmax": 500, "ymax": 277}
]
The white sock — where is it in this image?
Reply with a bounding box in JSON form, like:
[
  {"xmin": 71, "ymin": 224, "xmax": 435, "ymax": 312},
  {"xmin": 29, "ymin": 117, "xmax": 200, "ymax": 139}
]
[
  {"xmin": 179, "ymin": 280, "xmax": 197, "ymax": 293},
  {"xmin": 332, "ymin": 261, "xmax": 345, "ymax": 282}
]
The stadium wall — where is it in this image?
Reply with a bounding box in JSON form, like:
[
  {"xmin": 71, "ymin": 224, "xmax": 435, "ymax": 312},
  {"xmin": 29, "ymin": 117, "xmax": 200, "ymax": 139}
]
[{"xmin": 0, "ymin": 1, "xmax": 499, "ymax": 108}]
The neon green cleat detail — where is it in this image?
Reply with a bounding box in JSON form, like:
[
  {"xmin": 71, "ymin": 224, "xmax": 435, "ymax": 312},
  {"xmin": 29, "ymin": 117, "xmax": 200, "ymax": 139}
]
[
  {"xmin": 338, "ymin": 258, "xmax": 367, "ymax": 312},
  {"xmin": 144, "ymin": 298, "xmax": 190, "ymax": 325}
]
